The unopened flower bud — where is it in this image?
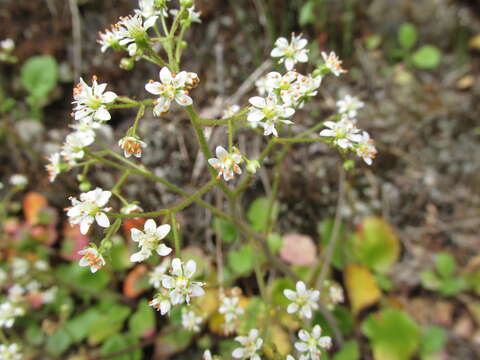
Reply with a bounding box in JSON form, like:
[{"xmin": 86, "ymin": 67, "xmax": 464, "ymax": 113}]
[
  {"xmin": 246, "ymin": 160, "xmax": 260, "ymax": 174},
  {"xmin": 120, "ymin": 57, "xmax": 135, "ymax": 71},
  {"xmin": 180, "ymin": 0, "xmax": 194, "ymax": 8},
  {"xmin": 79, "ymin": 181, "xmax": 92, "ymax": 192}
]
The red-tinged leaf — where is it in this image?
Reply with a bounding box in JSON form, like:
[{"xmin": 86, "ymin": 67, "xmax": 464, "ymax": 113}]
[
  {"xmin": 280, "ymin": 233, "xmax": 317, "ymax": 266},
  {"xmin": 23, "ymin": 192, "xmax": 48, "ymax": 225},
  {"xmin": 61, "ymin": 222, "xmax": 89, "ymax": 261},
  {"xmin": 124, "ymin": 264, "xmax": 149, "ymax": 298}
]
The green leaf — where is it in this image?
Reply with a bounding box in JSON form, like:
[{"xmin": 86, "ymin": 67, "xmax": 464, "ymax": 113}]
[
  {"xmin": 214, "ymin": 218, "xmax": 239, "ymax": 244},
  {"xmin": 155, "ymin": 328, "xmax": 193, "ymax": 358},
  {"xmin": 362, "ymin": 308, "xmax": 420, "ymax": 360},
  {"xmin": 270, "ymin": 277, "xmax": 295, "ymax": 307},
  {"xmin": 26, "ymin": 324, "xmax": 45, "ymax": 346},
  {"xmin": 20, "ymin": 56, "xmax": 58, "ymax": 99},
  {"xmin": 318, "ymin": 219, "xmax": 348, "ymax": 269},
  {"xmin": 375, "ymin": 273, "xmax": 393, "ymax": 291},
  {"xmin": 88, "ymin": 303, "xmax": 132, "ymax": 345},
  {"xmin": 333, "ymin": 306, "xmax": 354, "ymax": 335},
  {"xmin": 438, "ymin": 277, "xmax": 465, "ymax": 296},
  {"xmin": 411, "ymin": 45, "xmax": 441, "ymax": 69},
  {"xmin": 398, "ymin": 23, "xmax": 418, "ymax": 50},
  {"xmin": 129, "ymin": 299, "xmax": 155, "ymax": 337},
  {"xmin": 435, "ymin": 253, "xmax": 456, "ymax": 278},
  {"xmin": 100, "ymin": 333, "xmax": 141, "ymax": 360},
  {"xmin": 46, "ymin": 329, "xmax": 73, "ymax": 356},
  {"xmin": 238, "ymin": 297, "xmax": 266, "ymax": 333},
  {"xmin": 352, "ymin": 217, "xmax": 400, "ymax": 273},
  {"xmin": 228, "ymin": 244, "xmax": 254, "ymax": 276},
  {"xmin": 299, "ymin": 1, "xmax": 316, "ymax": 26},
  {"xmin": 66, "ymin": 308, "xmax": 100, "ymax": 342},
  {"xmin": 247, "ymin": 197, "xmax": 278, "ymax": 232},
  {"xmin": 56, "ymin": 263, "xmax": 109, "ymax": 293},
  {"xmin": 420, "ymin": 326, "xmax": 447, "ymax": 357},
  {"xmin": 333, "ymin": 340, "xmax": 359, "ymax": 360},
  {"xmin": 110, "ymin": 237, "xmax": 131, "ymax": 271},
  {"xmin": 420, "ymin": 270, "xmax": 441, "ymax": 291},
  {"xmin": 365, "ymin": 34, "xmax": 382, "ymax": 50},
  {"xmin": 267, "ymin": 233, "xmax": 282, "ymax": 254}
]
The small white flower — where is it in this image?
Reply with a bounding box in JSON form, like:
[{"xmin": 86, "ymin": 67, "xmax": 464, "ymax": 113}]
[
  {"xmin": 295, "ymin": 325, "xmax": 332, "ymax": 360},
  {"xmin": 283, "ymin": 281, "xmax": 320, "ymax": 319},
  {"xmin": 354, "ymin": 131, "xmax": 377, "ymax": 165},
  {"xmin": 61, "ymin": 131, "xmax": 95, "ymax": 165},
  {"xmin": 117, "ymin": 14, "xmax": 158, "ymax": 53},
  {"xmin": 219, "ymin": 294, "xmax": 244, "ymax": 333},
  {"xmin": 232, "ymin": 328, "xmax": 263, "ymax": 360},
  {"xmin": 208, "ymin": 146, "xmax": 243, "ymax": 181},
  {"xmin": 321, "ymin": 52, "xmax": 346, "ymax": 77},
  {"xmin": 0, "ymin": 343, "xmax": 22, "ymax": 360},
  {"xmin": 149, "ymin": 258, "xmax": 170, "ymax": 289},
  {"xmin": 78, "ymin": 247, "xmax": 106, "ymax": 273},
  {"xmin": 42, "ymin": 287, "xmax": 58, "ymax": 303},
  {"xmin": 265, "ymin": 71, "xmax": 298, "ymax": 91},
  {"xmin": 121, "ymin": 203, "xmax": 143, "ymax": 215},
  {"xmin": 271, "ymin": 34, "xmax": 309, "ymax": 71},
  {"xmin": 46, "ymin": 153, "xmax": 62, "ymax": 183},
  {"xmin": 0, "ymin": 302, "xmax": 24, "ymax": 328},
  {"xmin": 11, "ymin": 258, "xmax": 29, "ymax": 279},
  {"xmin": 329, "ymin": 285, "xmax": 344, "ymax": 304},
  {"xmin": 222, "ymin": 104, "xmax": 241, "ymax": 119},
  {"xmin": 0, "ymin": 39, "xmax": 15, "ymax": 52},
  {"xmin": 135, "ymin": 0, "xmax": 168, "ymax": 20},
  {"xmin": 145, "ymin": 67, "xmax": 194, "ymax": 115},
  {"xmin": 203, "ymin": 350, "xmax": 213, "ymax": 360},
  {"xmin": 255, "ymin": 76, "xmax": 269, "ymax": 96},
  {"xmin": 26, "ymin": 280, "xmax": 41, "ymax": 293},
  {"xmin": 73, "ymin": 76, "xmax": 117, "ymax": 122},
  {"xmin": 248, "ymin": 94, "xmax": 295, "ymax": 136},
  {"xmin": 66, "ymin": 188, "xmax": 112, "ymax": 235},
  {"xmin": 7, "ymin": 285, "xmax": 25, "ymax": 303},
  {"xmin": 149, "ymin": 295, "xmax": 171, "ymax": 315},
  {"xmin": 181, "ymin": 309, "xmax": 204, "ymax": 332},
  {"xmin": 319, "ymin": 118, "xmax": 361, "ymax": 149},
  {"xmin": 283, "ymin": 74, "xmax": 322, "ymax": 107},
  {"xmin": 97, "ymin": 25, "xmax": 124, "ymax": 53},
  {"xmin": 118, "ymin": 136, "xmax": 147, "ymax": 158},
  {"xmin": 70, "ymin": 117, "xmax": 101, "ymax": 138},
  {"xmin": 336, "ymin": 95, "xmax": 364, "ymax": 119},
  {"xmin": 130, "ymin": 219, "xmax": 172, "ymax": 263},
  {"xmin": 34, "ymin": 260, "xmax": 49, "ymax": 271},
  {"xmin": 9, "ymin": 174, "xmax": 27, "ymax": 187},
  {"xmin": 161, "ymin": 258, "xmax": 205, "ymax": 305}
]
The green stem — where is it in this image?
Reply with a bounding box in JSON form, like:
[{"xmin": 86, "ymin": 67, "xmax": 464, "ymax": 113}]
[
  {"xmin": 274, "ymin": 137, "xmax": 329, "ymax": 144},
  {"xmin": 170, "ymin": 212, "xmax": 181, "ymax": 257},
  {"xmin": 132, "ymin": 104, "xmax": 145, "ymax": 135}
]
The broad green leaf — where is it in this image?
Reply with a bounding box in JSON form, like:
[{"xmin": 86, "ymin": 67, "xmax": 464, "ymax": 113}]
[
  {"xmin": 398, "ymin": 23, "xmax": 418, "ymax": 50},
  {"xmin": 438, "ymin": 277, "xmax": 465, "ymax": 296},
  {"xmin": 110, "ymin": 236, "xmax": 131, "ymax": 271},
  {"xmin": 88, "ymin": 303, "xmax": 131, "ymax": 345},
  {"xmin": 26, "ymin": 324, "xmax": 44, "ymax": 346},
  {"xmin": 362, "ymin": 309, "xmax": 420, "ymax": 360},
  {"xmin": 420, "ymin": 270, "xmax": 441, "ymax": 291},
  {"xmin": 411, "ymin": 45, "xmax": 441, "ymax": 69},
  {"xmin": 352, "ymin": 217, "xmax": 400, "ymax": 273},
  {"xmin": 214, "ymin": 218, "xmax": 239, "ymax": 244},
  {"xmin": 270, "ymin": 277, "xmax": 295, "ymax": 307},
  {"xmin": 100, "ymin": 333, "xmax": 141, "ymax": 360},
  {"xmin": 66, "ymin": 308, "xmax": 100, "ymax": 342},
  {"xmin": 238, "ymin": 297, "xmax": 266, "ymax": 333},
  {"xmin": 247, "ymin": 197, "xmax": 278, "ymax": 232},
  {"xmin": 344, "ymin": 264, "xmax": 381, "ymax": 315},
  {"xmin": 46, "ymin": 329, "xmax": 73, "ymax": 356},
  {"xmin": 56, "ymin": 263, "xmax": 109, "ymax": 293},
  {"xmin": 318, "ymin": 219, "xmax": 348, "ymax": 269},
  {"xmin": 333, "ymin": 340, "xmax": 360, "ymax": 360},
  {"xmin": 267, "ymin": 233, "xmax": 282, "ymax": 254},
  {"xmin": 228, "ymin": 244, "xmax": 254, "ymax": 275},
  {"xmin": 129, "ymin": 299, "xmax": 155, "ymax": 337},
  {"xmin": 333, "ymin": 306, "xmax": 354, "ymax": 335},
  {"xmin": 155, "ymin": 328, "xmax": 193, "ymax": 358},
  {"xmin": 420, "ymin": 326, "xmax": 447, "ymax": 357},
  {"xmin": 435, "ymin": 253, "xmax": 456, "ymax": 278},
  {"xmin": 21, "ymin": 56, "xmax": 58, "ymax": 99}
]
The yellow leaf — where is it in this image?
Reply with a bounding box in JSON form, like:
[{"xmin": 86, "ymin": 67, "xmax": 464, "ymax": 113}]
[
  {"xmin": 269, "ymin": 324, "xmax": 292, "ymax": 357},
  {"xmin": 469, "ymin": 34, "xmax": 480, "ymax": 50},
  {"xmin": 196, "ymin": 289, "xmax": 219, "ymax": 317},
  {"xmin": 344, "ymin": 264, "xmax": 381, "ymax": 315}
]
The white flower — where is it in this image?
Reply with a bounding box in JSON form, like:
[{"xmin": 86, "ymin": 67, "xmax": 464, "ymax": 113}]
[
  {"xmin": 203, "ymin": 350, "xmax": 213, "ymax": 360},
  {"xmin": 46, "ymin": 153, "xmax": 62, "ymax": 183},
  {"xmin": 295, "ymin": 325, "xmax": 332, "ymax": 360},
  {"xmin": 181, "ymin": 309, "xmax": 204, "ymax": 332},
  {"xmin": 319, "ymin": 118, "xmax": 361, "ymax": 149},
  {"xmin": 26, "ymin": 280, "xmax": 41, "ymax": 293},
  {"xmin": 336, "ymin": 95, "xmax": 364, "ymax": 119},
  {"xmin": 248, "ymin": 94, "xmax": 295, "ymax": 136},
  {"xmin": 0, "ymin": 302, "xmax": 24, "ymax": 328},
  {"xmin": 286, "ymin": 355, "xmax": 296, "ymax": 360},
  {"xmin": 329, "ymin": 285, "xmax": 344, "ymax": 304},
  {"xmin": 117, "ymin": 14, "xmax": 158, "ymax": 54},
  {"xmin": 170, "ymin": 6, "xmax": 201, "ymax": 23},
  {"xmin": 78, "ymin": 247, "xmax": 106, "ymax": 273},
  {"xmin": 70, "ymin": 117, "xmax": 101, "ymax": 138},
  {"xmin": 219, "ymin": 294, "xmax": 244, "ymax": 333},
  {"xmin": 61, "ymin": 131, "xmax": 95, "ymax": 165},
  {"xmin": 149, "ymin": 295, "xmax": 171, "ymax": 315},
  {"xmin": 66, "ymin": 188, "xmax": 112, "ymax": 234},
  {"xmin": 145, "ymin": 67, "xmax": 194, "ymax": 116},
  {"xmin": 97, "ymin": 25, "xmax": 124, "ymax": 53},
  {"xmin": 208, "ymin": 146, "xmax": 243, "ymax": 181},
  {"xmin": 0, "ymin": 343, "xmax": 22, "ymax": 360},
  {"xmin": 222, "ymin": 104, "xmax": 241, "ymax": 119},
  {"xmin": 130, "ymin": 219, "xmax": 172, "ymax": 263},
  {"xmin": 7, "ymin": 285, "xmax": 25, "ymax": 303},
  {"xmin": 149, "ymin": 258, "xmax": 170, "ymax": 289},
  {"xmin": 271, "ymin": 34, "xmax": 309, "ymax": 71},
  {"xmin": 255, "ymin": 76, "xmax": 269, "ymax": 96},
  {"xmin": 161, "ymin": 258, "xmax": 205, "ymax": 305},
  {"xmin": 11, "ymin": 258, "xmax": 29, "ymax": 279},
  {"xmin": 354, "ymin": 131, "xmax": 377, "ymax": 165},
  {"xmin": 9, "ymin": 174, "xmax": 27, "ymax": 187},
  {"xmin": 73, "ymin": 77, "xmax": 117, "ymax": 122},
  {"xmin": 284, "ymin": 74, "xmax": 322, "ymax": 107},
  {"xmin": 135, "ymin": 0, "xmax": 168, "ymax": 20},
  {"xmin": 0, "ymin": 39, "xmax": 15, "ymax": 52},
  {"xmin": 283, "ymin": 281, "xmax": 320, "ymax": 319},
  {"xmin": 265, "ymin": 71, "xmax": 298, "ymax": 91},
  {"xmin": 121, "ymin": 203, "xmax": 143, "ymax": 215},
  {"xmin": 42, "ymin": 287, "xmax": 58, "ymax": 303},
  {"xmin": 321, "ymin": 52, "xmax": 346, "ymax": 77},
  {"xmin": 232, "ymin": 328, "xmax": 263, "ymax": 360},
  {"xmin": 118, "ymin": 136, "xmax": 147, "ymax": 158}
]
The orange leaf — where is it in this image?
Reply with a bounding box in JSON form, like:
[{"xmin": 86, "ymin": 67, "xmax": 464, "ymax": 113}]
[
  {"xmin": 124, "ymin": 264, "xmax": 149, "ymax": 298},
  {"xmin": 23, "ymin": 192, "xmax": 47, "ymax": 225}
]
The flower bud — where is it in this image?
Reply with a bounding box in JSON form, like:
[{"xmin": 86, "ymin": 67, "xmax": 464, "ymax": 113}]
[
  {"xmin": 180, "ymin": 0, "xmax": 194, "ymax": 8},
  {"xmin": 246, "ymin": 160, "xmax": 260, "ymax": 174},
  {"xmin": 120, "ymin": 57, "xmax": 135, "ymax": 71},
  {"xmin": 79, "ymin": 181, "xmax": 92, "ymax": 192}
]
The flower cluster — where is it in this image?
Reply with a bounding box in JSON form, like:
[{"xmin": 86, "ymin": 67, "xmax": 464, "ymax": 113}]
[
  {"xmin": 320, "ymin": 94, "xmax": 377, "ymax": 165},
  {"xmin": 149, "ymin": 258, "xmax": 205, "ymax": 315},
  {"xmin": 208, "ymin": 146, "xmax": 243, "ymax": 181},
  {"xmin": 295, "ymin": 325, "xmax": 332, "ymax": 360},
  {"xmin": 130, "ymin": 219, "xmax": 172, "ymax": 262},
  {"xmin": 0, "ymin": 302, "xmax": 24, "ymax": 328},
  {"xmin": 232, "ymin": 328, "xmax": 263, "ymax": 360},
  {"xmin": 0, "ymin": 343, "xmax": 22, "ymax": 360},
  {"xmin": 67, "ymin": 188, "xmax": 112, "ymax": 235},
  {"xmin": 181, "ymin": 309, "xmax": 205, "ymax": 332},
  {"xmin": 219, "ymin": 293, "xmax": 244, "ymax": 334}
]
